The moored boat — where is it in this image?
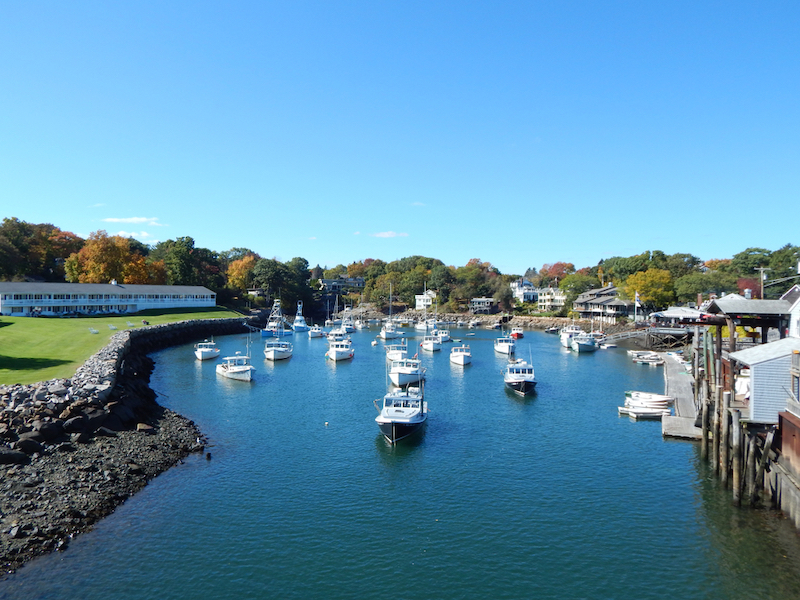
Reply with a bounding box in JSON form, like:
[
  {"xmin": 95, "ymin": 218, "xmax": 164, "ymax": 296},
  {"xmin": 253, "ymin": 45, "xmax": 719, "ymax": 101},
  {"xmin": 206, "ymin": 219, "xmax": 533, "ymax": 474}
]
[
  {"xmin": 194, "ymin": 339, "xmax": 220, "ymax": 361},
  {"xmin": 216, "ymin": 352, "xmax": 255, "ymax": 381},
  {"xmin": 326, "ymin": 339, "xmax": 354, "ymax": 361},
  {"xmin": 389, "ymin": 358, "xmax": 426, "ymax": 387},
  {"xmin": 385, "ymin": 340, "xmax": 409, "ymax": 361},
  {"xmin": 374, "ymin": 385, "xmax": 427, "ymax": 444},
  {"xmin": 420, "ymin": 334, "xmax": 442, "ymax": 352},
  {"xmin": 292, "ymin": 300, "xmax": 310, "ymax": 332},
  {"xmin": 503, "ymin": 358, "xmax": 536, "ymax": 396},
  {"xmin": 494, "ymin": 336, "xmax": 516, "ymax": 355},
  {"xmin": 559, "ymin": 324, "xmax": 583, "ymax": 348},
  {"xmin": 510, "ymin": 326, "xmax": 524, "ymax": 339},
  {"xmin": 570, "ymin": 332, "xmax": 598, "ymax": 353},
  {"xmin": 262, "ymin": 300, "xmax": 293, "ymax": 337},
  {"xmin": 308, "ymin": 324, "xmax": 324, "ymax": 338},
  {"xmin": 264, "ymin": 339, "xmax": 293, "ymax": 361},
  {"xmin": 449, "ymin": 344, "xmax": 472, "ymax": 366}
]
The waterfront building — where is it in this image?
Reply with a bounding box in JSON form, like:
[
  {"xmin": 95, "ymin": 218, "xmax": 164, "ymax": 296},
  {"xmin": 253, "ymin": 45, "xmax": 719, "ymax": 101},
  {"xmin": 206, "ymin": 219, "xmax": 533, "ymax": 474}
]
[
  {"xmin": 572, "ymin": 284, "xmax": 634, "ymax": 324},
  {"xmin": 470, "ymin": 297, "xmax": 495, "ymax": 314},
  {"xmin": 0, "ymin": 282, "xmax": 216, "ymax": 316}
]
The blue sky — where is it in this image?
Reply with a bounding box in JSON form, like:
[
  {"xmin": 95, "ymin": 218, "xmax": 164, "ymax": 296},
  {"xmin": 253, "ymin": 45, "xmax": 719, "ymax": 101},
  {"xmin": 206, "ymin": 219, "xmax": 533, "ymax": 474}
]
[{"xmin": 2, "ymin": 1, "xmax": 797, "ymax": 276}]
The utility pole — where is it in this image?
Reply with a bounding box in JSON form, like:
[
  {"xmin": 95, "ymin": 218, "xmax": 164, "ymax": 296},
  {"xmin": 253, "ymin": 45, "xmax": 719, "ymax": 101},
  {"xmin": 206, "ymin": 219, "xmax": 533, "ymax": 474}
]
[{"xmin": 755, "ymin": 267, "xmax": 771, "ymax": 299}]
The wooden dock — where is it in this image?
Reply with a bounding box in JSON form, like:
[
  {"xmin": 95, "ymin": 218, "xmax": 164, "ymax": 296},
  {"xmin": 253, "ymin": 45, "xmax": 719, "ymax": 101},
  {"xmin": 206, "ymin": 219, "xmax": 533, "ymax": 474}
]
[{"xmin": 662, "ymin": 352, "xmax": 702, "ymax": 440}]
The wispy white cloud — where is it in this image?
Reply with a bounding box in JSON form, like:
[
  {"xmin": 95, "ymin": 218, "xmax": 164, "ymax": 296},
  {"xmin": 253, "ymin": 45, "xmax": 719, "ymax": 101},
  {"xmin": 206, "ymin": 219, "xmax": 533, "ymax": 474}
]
[
  {"xmin": 116, "ymin": 230, "xmax": 157, "ymax": 241},
  {"xmin": 354, "ymin": 231, "xmax": 361, "ymax": 236},
  {"xmin": 103, "ymin": 217, "xmax": 165, "ymax": 227},
  {"xmin": 411, "ymin": 201, "xmax": 425, "ymax": 206},
  {"xmin": 308, "ymin": 236, "xmax": 317, "ymax": 240},
  {"xmin": 370, "ymin": 231, "xmax": 409, "ymax": 238}
]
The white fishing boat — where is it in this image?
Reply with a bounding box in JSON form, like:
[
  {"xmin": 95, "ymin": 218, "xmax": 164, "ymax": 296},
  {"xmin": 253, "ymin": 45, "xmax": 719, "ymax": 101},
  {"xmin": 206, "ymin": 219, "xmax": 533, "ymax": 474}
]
[
  {"xmin": 379, "ymin": 320, "xmax": 400, "ymax": 340},
  {"xmin": 559, "ymin": 324, "xmax": 583, "ymax": 348},
  {"xmin": 194, "ymin": 339, "xmax": 220, "ymax": 361},
  {"xmin": 449, "ymin": 344, "xmax": 472, "ymax": 366},
  {"xmin": 420, "ymin": 334, "xmax": 442, "ymax": 352},
  {"xmin": 570, "ymin": 332, "xmax": 598, "ymax": 353},
  {"xmin": 503, "ymin": 358, "xmax": 536, "ymax": 396},
  {"xmin": 262, "ymin": 300, "xmax": 293, "ymax": 337},
  {"xmin": 468, "ymin": 318, "xmax": 481, "ymax": 328},
  {"xmin": 494, "ymin": 336, "xmax": 516, "ymax": 355},
  {"xmin": 216, "ymin": 352, "xmax": 255, "ymax": 381},
  {"xmin": 325, "ymin": 339, "xmax": 354, "ymax": 361},
  {"xmin": 308, "ymin": 324, "xmax": 324, "ymax": 338},
  {"xmin": 385, "ymin": 340, "xmax": 409, "ymax": 361},
  {"xmin": 341, "ymin": 307, "xmax": 356, "ymax": 333},
  {"xmin": 264, "ymin": 339, "xmax": 293, "ymax": 361},
  {"xmin": 389, "ymin": 358, "xmax": 426, "ymax": 387},
  {"xmin": 510, "ymin": 326, "xmax": 524, "ymax": 339},
  {"xmin": 374, "ymin": 385, "xmax": 427, "ymax": 444},
  {"xmin": 292, "ymin": 300, "xmax": 310, "ymax": 332},
  {"xmin": 434, "ymin": 329, "xmax": 451, "ymax": 343},
  {"xmin": 327, "ymin": 326, "xmax": 348, "ymax": 341}
]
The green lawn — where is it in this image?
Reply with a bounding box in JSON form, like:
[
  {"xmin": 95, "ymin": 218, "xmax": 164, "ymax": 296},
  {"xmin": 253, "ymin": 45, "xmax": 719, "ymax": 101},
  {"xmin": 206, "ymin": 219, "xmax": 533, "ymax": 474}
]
[{"xmin": 0, "ymin": 307, "xmax": 243, "ymax": 386}]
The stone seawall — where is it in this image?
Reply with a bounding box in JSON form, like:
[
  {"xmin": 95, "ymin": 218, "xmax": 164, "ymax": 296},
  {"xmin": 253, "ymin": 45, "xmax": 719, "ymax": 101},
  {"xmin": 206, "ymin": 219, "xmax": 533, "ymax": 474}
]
[{"xmin": 0, "ymin": 317, "xmax": 252, "ymax": 576}]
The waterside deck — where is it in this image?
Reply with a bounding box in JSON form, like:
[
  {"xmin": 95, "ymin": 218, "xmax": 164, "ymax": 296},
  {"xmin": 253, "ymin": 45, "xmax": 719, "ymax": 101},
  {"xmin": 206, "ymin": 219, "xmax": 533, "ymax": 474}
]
[{"xmin": 662, "ymin": 353, "xmax": 702, "ymax": 440}]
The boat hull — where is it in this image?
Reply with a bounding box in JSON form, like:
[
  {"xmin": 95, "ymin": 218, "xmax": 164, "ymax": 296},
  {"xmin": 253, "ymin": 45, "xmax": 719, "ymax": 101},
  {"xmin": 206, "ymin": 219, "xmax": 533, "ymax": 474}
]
[
  {"xmin": 389, "ymin": 372, "xmax": 424, "ymax": 386},
  {"xmin": 449, "ymin": 354, "xmax": 471, "ymax": 365},
  {"xmin": 377, "ymin": 420, "xmax": 425, "ymax": 443},
  {"xmin": 194, "ymin": 349, "xmax": 220, "ymax": 361},
  {"xmin": 215, "ymin": 366, "xmax": 254, "ymax": 381},
  {"xmin": 505, "ymin": 379, "xmax": 537, "ymax": 396}
]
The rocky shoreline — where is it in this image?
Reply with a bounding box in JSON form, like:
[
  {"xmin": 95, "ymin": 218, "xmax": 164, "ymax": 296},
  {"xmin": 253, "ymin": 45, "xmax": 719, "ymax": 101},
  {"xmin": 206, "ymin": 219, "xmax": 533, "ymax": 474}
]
[{"xmin": 0, "ymin": 317, "xmax": 251, "ymax": 577}]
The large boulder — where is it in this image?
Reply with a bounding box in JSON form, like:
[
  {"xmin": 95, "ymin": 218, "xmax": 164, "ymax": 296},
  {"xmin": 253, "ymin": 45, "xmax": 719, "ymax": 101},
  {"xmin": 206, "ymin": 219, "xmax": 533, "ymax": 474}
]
[{"xmin": 0, "ymin": 447, "xmax": 29, "ymax": 465}]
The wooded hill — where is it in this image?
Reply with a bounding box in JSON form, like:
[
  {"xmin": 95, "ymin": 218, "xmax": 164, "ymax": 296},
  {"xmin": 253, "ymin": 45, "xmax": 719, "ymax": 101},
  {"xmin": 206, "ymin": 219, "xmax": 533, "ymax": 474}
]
[{"xmin": 1, "ymin": 217, "xmax": 797, "ymax": 315}]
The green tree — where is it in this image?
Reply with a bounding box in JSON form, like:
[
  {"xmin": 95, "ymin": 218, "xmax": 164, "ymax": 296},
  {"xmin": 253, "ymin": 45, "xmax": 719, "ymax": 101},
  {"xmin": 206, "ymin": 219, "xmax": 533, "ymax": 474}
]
[
  {"xmin": 673, "ymin": 271, "xmax": 738, "ymax": 303},
  {"xmin": 730, "ymin": 247, "xmax": 771, "ymax": 277}
]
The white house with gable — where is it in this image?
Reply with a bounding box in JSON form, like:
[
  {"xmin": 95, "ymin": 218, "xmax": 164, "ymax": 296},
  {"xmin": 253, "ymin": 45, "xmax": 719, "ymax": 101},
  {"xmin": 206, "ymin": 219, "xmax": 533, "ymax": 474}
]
[{"xmin": 415, "ymin": 289, "xmax": 437, "ymax": 311}]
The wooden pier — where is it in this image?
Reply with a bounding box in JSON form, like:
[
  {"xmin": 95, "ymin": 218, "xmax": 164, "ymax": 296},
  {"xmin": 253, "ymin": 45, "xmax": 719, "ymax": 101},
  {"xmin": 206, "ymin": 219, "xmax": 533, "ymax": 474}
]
[{"xmin": 661, "ymin": 353, "xmax": 701, "ymax": 440}]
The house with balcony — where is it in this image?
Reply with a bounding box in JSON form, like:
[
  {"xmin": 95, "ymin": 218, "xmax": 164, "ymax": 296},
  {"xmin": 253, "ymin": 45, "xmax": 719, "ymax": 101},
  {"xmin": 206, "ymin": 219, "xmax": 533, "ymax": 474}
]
[
  {"xmin": 0, "ymin": 282, "xmax": 216, "ymax": 316},
  {"xmin": 572, "ymin": 284, "xmax": 634, "ymax": 324},
  {"xmin": 470, "ymin": 297, "xmax": 495, "ymax": 314}
]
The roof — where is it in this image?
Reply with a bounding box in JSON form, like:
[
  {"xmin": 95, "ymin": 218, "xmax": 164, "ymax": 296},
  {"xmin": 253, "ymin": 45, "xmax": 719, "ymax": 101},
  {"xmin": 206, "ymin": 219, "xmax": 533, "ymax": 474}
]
[
  {"xmin": 0, "ymin": 282, "xmax": 214, "ymax": 295},
  {"xmin": 729, "ymin": 337, "xmax": 800, "ymax": 365},
  {"xmin": 705, "ymin": 295, "xmax": 792, "ymax": 316},
  {"xmin": 651, "ymin": 306, "xmax": 705, "ymax": 320}
]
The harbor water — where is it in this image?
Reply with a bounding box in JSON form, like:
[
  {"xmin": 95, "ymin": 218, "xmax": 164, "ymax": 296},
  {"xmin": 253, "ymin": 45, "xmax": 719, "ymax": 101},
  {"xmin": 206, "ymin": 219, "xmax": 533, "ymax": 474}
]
[{"xmin": 4, "ymin": 327, "xmax": 800, "ymax": 599}]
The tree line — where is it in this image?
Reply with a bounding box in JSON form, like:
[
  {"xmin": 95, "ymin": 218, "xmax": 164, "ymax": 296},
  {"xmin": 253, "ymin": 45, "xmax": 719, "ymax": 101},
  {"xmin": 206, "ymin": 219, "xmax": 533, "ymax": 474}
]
[{"xmin": 1, "ymin": 217, "xmax": 797, "ymax": 315}]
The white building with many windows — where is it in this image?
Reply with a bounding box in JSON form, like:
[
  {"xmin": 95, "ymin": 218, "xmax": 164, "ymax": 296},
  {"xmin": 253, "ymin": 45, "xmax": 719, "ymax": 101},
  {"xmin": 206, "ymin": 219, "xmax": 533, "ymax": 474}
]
[
  {"xmin": 0, "ymin": 282, "xmax": 216, "ymax": 316},
  {"xmin": 537, "ymin": 287, "xmax": 566, "ymax": 313}
]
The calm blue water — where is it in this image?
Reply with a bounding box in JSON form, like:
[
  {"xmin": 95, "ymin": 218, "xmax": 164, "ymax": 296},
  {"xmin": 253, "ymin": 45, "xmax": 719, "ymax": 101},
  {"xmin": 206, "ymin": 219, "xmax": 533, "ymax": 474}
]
[{"xmin": 4, "ymin": 328, "xmax": 800, "ymax": 600}]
